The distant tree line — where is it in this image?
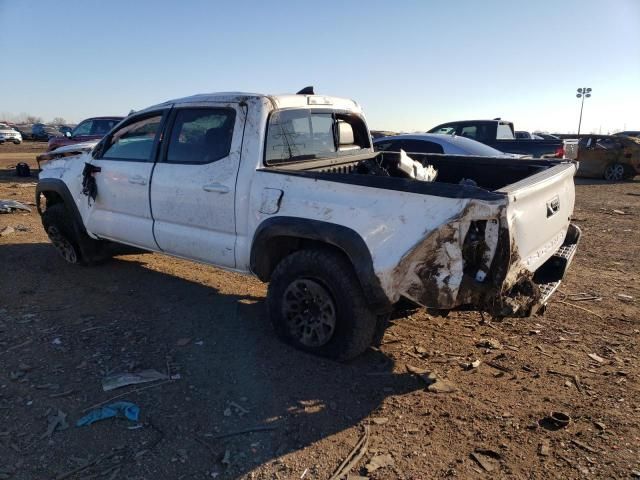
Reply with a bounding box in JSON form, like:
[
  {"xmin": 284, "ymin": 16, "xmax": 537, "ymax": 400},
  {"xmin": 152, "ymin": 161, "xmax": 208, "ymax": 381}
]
[{"xmin": 0, "ymin": 112, "xmax": 67, "ymax": 125}]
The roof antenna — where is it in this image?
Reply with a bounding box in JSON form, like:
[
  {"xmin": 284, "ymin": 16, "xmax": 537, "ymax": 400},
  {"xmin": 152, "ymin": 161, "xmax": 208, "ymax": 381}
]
[{"xmin": 296, "ymin": 86, "xmax": 314, "ymax": 95}]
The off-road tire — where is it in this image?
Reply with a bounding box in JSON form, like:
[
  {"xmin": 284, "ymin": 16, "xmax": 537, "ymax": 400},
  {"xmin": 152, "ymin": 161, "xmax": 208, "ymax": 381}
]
[
  {"xmin": 267, "ymin": 248, "xmax": 378, "ymax": 361},
  {"xmin": 42, "ymin": 203, "xmax": 107, "ymax": 265}
]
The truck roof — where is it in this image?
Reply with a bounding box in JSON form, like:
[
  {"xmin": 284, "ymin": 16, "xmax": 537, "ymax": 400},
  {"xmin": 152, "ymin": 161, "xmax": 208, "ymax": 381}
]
[
  {"xmin": 434, "ymin": 119, "xmax": 514, "ymax": 125},
  {"xmin": 139, "ymin": 92, "xmax": 361, "ymax": 114}
]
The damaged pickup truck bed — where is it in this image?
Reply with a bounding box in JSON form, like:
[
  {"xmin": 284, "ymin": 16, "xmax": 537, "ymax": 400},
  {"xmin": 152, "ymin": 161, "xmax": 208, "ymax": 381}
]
[{"xmin": 36, "ymin": 90, "xmax": 581, "ymax": 360}]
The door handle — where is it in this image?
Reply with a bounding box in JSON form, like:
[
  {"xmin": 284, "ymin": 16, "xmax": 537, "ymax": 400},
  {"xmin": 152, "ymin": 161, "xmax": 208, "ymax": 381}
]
[
  {"xmin": 128, "ymin": 175, "xmax": 147, "ymax": 185},
  {"xmin": 202, "ymin": 183, "xmax": 230, "ymax": 193}
]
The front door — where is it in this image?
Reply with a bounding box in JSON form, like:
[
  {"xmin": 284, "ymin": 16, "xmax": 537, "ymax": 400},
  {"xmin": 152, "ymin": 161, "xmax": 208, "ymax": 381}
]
[
  {"xmin": 150, "ymin": 104, "xmax": 245, "ymax": 268},
  {"xmin": 84, "ymin": 111, "xmax": 167, "ymax": 249}
]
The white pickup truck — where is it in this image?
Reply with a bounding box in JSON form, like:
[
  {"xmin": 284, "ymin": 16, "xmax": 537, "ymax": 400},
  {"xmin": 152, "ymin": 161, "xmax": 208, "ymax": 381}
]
[{"xmin": 36, "ymin": 89, "xmax": 581, "ymax": 360}]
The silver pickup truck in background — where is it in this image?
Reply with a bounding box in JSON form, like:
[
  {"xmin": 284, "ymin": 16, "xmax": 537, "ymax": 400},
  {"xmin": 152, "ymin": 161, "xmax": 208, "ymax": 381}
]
[{"xmin": 36, "ymin": 89, "xmax": 581, "ymax": 360}]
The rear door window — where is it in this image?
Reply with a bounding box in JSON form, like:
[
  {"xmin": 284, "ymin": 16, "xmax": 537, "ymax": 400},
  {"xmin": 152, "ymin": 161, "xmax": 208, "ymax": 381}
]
[{"xmin": 166, "ymin": 108, "xmax": 235, "ymax": 164}]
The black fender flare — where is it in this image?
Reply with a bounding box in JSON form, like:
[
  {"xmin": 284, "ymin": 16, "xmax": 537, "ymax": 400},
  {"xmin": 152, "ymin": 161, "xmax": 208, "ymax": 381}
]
[
  {"xmin": 36, "ymin": 178, "xmax": 87, "ymax": 234},
  {"xmin": 250, "ymin": 216, "xmax": 391, "ymax": 314}
]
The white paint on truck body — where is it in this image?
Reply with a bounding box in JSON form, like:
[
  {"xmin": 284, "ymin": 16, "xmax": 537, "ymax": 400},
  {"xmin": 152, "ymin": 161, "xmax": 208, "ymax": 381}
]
[{"xmin": 38, "ymin": 91, "xmax": 579, "ymax": 315}]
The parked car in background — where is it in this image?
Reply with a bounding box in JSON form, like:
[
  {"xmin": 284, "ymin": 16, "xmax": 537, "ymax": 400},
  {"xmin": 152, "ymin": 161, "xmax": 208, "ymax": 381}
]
[
  {"xmin": 533, "ymin": 132, "xmax": 561, "ymax": 140},
  {"xmin": 32, "ymin": 124, "xmax": 63, "ymax": 141},
  {"xmin": 515, "ymin": 131, "xmax": 543, "ymax": 140},
  {"xmin": 576, "ymin": 134, "xmax": 640, "ymax": 181},
  {"xmin": 373, "ymin": 133, "xmax": 527, "ymax": 158},
  {"xmin": 614, "ymin": 131, "xmax": 640, "ymax": 138},
  {"xmin": 47, "ymin": 116, "xmax": 123, "ymax": 151},
  {"xmin": 428, "ymin": 119, "xmax": 565, "ymax": 158},
  {"xmin": 0, "ymin": 123, "xmax": 23, "ymax": 144}
]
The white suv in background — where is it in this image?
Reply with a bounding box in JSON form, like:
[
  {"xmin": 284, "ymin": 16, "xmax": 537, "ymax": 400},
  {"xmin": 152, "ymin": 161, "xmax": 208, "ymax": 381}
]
[{"xmin": 0, "ymin": 124, "xmax": 23, "ymax": 144}]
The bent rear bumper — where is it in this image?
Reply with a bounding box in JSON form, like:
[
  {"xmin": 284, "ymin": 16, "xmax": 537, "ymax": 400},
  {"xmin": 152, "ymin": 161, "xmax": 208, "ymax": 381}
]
[{"xmin": 494, "ymin": 223, "xmax": 581, "ymax": 317}]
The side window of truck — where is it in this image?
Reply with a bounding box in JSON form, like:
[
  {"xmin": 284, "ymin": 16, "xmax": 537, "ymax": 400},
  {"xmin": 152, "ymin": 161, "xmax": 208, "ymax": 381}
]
[
  {"xmin": 101, "ymin": 114, "xmax": 163, "ymax": 161},
  {"xmin": 165, "ymin": 108, "xmax": 236, "ymax": 164}
]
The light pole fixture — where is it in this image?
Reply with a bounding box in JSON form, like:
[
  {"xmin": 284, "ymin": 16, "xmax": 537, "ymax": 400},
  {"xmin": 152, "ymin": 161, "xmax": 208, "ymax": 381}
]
[{"xmin": 576, "ymin": 87, "xmax": 592, "ymax": 135}]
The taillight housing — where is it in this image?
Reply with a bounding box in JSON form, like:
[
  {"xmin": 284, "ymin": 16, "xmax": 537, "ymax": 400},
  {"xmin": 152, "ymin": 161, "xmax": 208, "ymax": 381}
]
[{"xmin": 554, "ymin": 147, "xmax": 564, "ymax": 158}]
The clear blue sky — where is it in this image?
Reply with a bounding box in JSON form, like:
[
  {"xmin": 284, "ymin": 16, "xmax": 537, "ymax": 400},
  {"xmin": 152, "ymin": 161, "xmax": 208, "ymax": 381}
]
[{"xmin": 1, "ymin": 0, "xmax": 638, "ymax": 133}]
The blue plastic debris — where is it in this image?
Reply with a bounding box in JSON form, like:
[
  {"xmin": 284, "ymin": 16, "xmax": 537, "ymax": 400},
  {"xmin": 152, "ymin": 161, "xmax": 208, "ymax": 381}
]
[{"xmin": 76, "ymin": 401, "xmax": 140, "ymax": 427}]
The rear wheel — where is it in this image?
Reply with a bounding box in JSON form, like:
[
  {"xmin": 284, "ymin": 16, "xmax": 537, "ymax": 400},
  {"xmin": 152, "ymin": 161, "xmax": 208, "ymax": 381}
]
[
  {"xmin": 603, "ymin": 163, "xmax": 625, "ymax": 181},
  {"xmin": 267, "ymin": 248, "xmax": 378, "ymax": 361}
]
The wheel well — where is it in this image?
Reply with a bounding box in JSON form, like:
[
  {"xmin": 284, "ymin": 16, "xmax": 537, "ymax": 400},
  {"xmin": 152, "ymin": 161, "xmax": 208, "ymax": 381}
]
[
  {"xmin": 38, "ymin": 190, "xmax": 64, "ymax": 212},
  {"xmin": 253, "ymin": 236, "xmax": 351, "ymax": 282}
]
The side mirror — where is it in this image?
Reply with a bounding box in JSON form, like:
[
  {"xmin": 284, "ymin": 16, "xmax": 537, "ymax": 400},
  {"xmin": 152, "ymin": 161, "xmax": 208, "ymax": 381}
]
[{"xmin": 65, "ymin": 131, "xmax": 72, "ymax": 138}]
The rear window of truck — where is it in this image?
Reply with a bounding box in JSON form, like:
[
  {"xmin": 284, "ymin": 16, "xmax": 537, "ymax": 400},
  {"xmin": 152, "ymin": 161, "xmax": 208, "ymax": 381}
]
[
  {"xmin": 265, "ymin": 109, "xmax": 370, "ymax": 164},
  {"xmin": 497, "ymin": 123, "xmax": 515, "ymax": 139}
]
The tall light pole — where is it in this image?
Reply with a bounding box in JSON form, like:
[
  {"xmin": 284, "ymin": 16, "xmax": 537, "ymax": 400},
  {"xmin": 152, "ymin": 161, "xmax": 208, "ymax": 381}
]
[{"xmin": 576, "ymin": 87, "xmax": 592, "ymax": 135}]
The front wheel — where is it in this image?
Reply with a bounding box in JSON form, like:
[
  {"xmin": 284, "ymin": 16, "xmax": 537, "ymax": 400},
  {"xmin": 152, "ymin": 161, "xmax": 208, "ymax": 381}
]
[
  {"xmin": 267, "ymin": 248, "xmax": 378, "ymax": 361},
  {"xmin": 603, "ymin": 163, "xmax": 625, "ymax": 182},
  {"xmin": 41, "ymin": 203, "xmax": 109, "ymax": 265}
]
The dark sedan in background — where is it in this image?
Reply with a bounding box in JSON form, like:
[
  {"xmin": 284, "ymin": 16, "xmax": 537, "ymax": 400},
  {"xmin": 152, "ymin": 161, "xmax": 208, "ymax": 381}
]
[{"xmin": 47, "ymin": 116, "xmax": 123, "ymax": 151}]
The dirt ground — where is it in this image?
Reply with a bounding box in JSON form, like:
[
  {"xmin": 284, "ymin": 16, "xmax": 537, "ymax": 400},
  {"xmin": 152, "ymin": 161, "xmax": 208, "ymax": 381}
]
[{"xmin": 0, "ymin": 141, "xmax": 638, "ymax": 479}]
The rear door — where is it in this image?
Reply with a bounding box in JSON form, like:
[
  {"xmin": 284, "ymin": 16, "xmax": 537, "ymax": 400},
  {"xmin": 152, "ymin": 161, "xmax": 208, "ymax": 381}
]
[
  {"xmin": 150, "ymin": 103, "xmax": 246, "ymax": 267},
  {"xmin": 85, "ymin": 110, "xmax": 169, "ymax": 248}
]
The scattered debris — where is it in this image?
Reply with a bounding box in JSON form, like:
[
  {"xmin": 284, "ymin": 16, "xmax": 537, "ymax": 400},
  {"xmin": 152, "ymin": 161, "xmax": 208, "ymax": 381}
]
[
  {"xmin": 554, "ymin": 300, "xmax": 604, "ymax": 319},
  {"xmin": 176, "ymin": 337, "xmax": 192, "ymax": 346},
  {"xmin": 588, "ymin": 353, "xmax": 605, "ymax": 364},
  {"xmin": 76, "ymin": 401, "xmax": 140, "ymax": 427},
  {"xmin": 427, "ymin": 378, "xmax": 457, "ymax": 393},
  {"xmin": 201, "ymin": 425, "xmax": 276, "ymax": 441},
  {"xmin": 365, "ymin": 453, "xmax": 394, "ymax": 474},
  {"xmin": 571, "ymin": 439, "xmax": 598, "ymax": 454},
  {"xmin": 617, "ymin": 293, "xmax": 634, "ymax": 302},
  {"xmin": 41, "ymin": 409, "xmax": 69, "ymax": 439},
  {"xmin": 466, "ymin": 359, "xmax": 481, "ymax": 370},
  {"xmin": 0, "ymin": 199, "xmax": 31, "ymax": 214},
  {"xmin": 470, "ymin": 451, "xmax": 496, "ymax": 472},
  {"xmin": 486, "ymin": 360, "xmax": 512, "ymax": 373},
  {"xmin": 550, "ymin": 411, "xmax": 571, "ymax": 428},
  {"xmin": 329, "ymin": 425, "xmax": 370, "ymax": 480},
  {"xmin": 612, "ymin": 209, "xmax": 626, "ymax": 215},
  {"xmin": 102, "ymin": 369, "xmax": 168, "ymax": 392},
  {"xmin": 221, "ymin": 449, "xmax": 231, "ymax": 467},
  {"xmin": 594, "ymin": 421, "xmax": 606, "ymax": 431},
  {"xmin": 371, "ymin": 417, "xmax": 389, "ymax": 425},
  {"xmin": 405, "ymin": 364, "xmax": 428, "ymax": 375},
  {"xmin": 539, "ymin": 440, "xmax": 551, "ymax": 456},
  {"xmin": 476, "ymin": 338, "xmax": 502, "ymax": 350},
  {"xmin": 0, "ymin": 226, "xmax": 14, "ymax": 237}
]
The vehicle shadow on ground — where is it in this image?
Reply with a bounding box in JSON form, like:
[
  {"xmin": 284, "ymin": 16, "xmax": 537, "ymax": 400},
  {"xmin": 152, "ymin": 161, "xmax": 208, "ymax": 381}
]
[{"xmin": 0, "ymin": 243, "xmax": 421, "ymax": 479}]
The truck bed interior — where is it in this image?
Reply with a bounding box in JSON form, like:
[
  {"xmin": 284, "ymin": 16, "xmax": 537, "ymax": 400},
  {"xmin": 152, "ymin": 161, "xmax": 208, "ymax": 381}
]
[{"xmin": 268, "ymin": 151, "xmax": 561, "ymax": 199}]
